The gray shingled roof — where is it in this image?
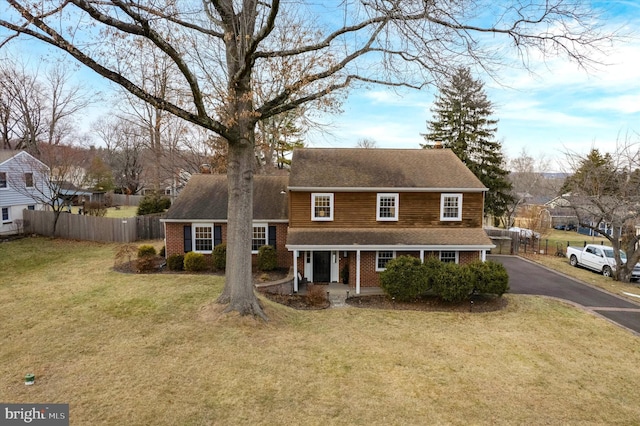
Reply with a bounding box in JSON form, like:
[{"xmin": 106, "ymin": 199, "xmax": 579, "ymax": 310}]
[
  {"xmin": 289, "ymin": 148, "xmax": 487, "ymax": 190},
  {"xmin": 164, "ymin": 174, "xmax": 289, "ymax": 221},
  {"xmin": 286, "ymin": 227, "xmax": 494, "ymax": 248}
]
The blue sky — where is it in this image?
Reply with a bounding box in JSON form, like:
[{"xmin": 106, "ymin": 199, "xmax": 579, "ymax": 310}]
[
  {"xmin": 3, "ymin": 1, "xmax": 638, "ymax": 172},
  {"xmin": 312, "ymin": 1, "xmax": 640, "ymax": 172}
]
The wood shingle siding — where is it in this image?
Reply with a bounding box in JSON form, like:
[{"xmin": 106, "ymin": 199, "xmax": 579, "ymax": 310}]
[{"xmin": 289, "ymin": 191, "xmax": 484, "ymax": 228}]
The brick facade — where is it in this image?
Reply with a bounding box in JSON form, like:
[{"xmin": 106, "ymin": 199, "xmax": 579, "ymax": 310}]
[{"xmin": 165, "ymin": 221, "xmax": 291, "ymax": 270}]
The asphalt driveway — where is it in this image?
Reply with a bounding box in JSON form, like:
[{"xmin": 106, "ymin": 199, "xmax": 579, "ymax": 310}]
[{"xmin": 489, "ymin": 255, "xmax": 640, "ymax": 335}]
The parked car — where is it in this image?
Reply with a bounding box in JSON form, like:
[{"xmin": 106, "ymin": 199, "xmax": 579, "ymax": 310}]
[
  {"xmin": 554, "ymin": 223, "xmax": 576, "ymax": 231},
  {"xmin": 566, "ymin": 244, "xmax": 627, "ymax": 277}
]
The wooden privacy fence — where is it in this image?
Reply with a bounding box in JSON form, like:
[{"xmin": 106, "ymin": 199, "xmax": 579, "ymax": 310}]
[{"xmin": 23, "ymin": 210, "xmax": 164, "ymax": 243}]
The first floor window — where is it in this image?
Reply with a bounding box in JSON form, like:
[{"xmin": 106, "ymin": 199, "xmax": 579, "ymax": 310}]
[
  {"xmin": 194, "ymin": 226, "xmax": 213, "ymax": 252},
  {"xmin": 27, "ymin": 205, "xmax": 35, "ymax": 211},
  {"xmin": 440, "ymin": 251, "xmax": 458, "ymax": 263},
  {"xmin": 376, "ymin": 251, "xmax": 395, "ymax": 270},
  {"xmin": 1, "ymin": 207, "xmax": 9, "ymax": 222},
  {"xmin": 252, "ymin": 225, "xmax": 267, "ymax": 252},
  {"xmin": 0, "ymin": 172, "xmax": 6, "ymax": 188}
]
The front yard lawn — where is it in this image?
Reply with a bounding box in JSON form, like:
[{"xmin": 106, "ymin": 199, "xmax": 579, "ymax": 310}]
[{"xmin": 1, "ymin": 237, "xmax": 640, "ymax": 424}]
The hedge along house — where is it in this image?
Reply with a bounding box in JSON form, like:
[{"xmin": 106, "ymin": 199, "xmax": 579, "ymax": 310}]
[
  {"xmin": 286, "ymin": 148, "xmax": 495, "ymax": 294},
  {"xmin": 162, "ymin": 174, "xmax": 290, "ymax": 270}
]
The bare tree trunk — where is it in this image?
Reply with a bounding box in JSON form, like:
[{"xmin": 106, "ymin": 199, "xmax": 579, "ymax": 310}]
[{"xmin": 217, "ymin": 138, "xmax": 266, "ymax": 320}]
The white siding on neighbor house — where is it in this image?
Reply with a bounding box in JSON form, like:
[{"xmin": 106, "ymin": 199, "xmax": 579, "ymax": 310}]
[{"xmin": 0, "ymin": 151, "xmax": 51, "ymax": 235}]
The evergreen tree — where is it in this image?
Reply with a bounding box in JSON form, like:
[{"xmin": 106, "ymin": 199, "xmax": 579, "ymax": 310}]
[{"xmin": 422, "ymin": 67, "xmax": 513, "ymax": 219}]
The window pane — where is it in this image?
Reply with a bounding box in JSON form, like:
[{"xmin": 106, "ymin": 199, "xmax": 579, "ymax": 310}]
[
  {"xmin": 194, "ymin": 226, "xmax": 212, "ymax": 251},
  {"xmin": 1, "ymin": 208, "xmax": 8, "ymax": 221},
  {"xmin": 440, "ymin": 251, "xmax": 456, "ymax": 263},
  {"xmin": 442, "ymin": 196, "xmax": 459, "ymax": 218},
  {"xmin": 252, "ymin": 226, "xmax": 266, "ymax": 251},
  {"xmin": 314, "ymin": 195, "xmax": 331, "ymax": 218},
  {"xmin": 379, "ymin": 196, "xmax": 396, "ymax": 218},
  {"xmin": 25, "ymin": 173, "xmax": 33, "ymax": 187},
  {"xmin": 0, "ymin": 172, "xmax": 6, "ymax": 188},
  {"xmin": 377, "ymin": 251, "xmax": 394, "ymax": 269}
]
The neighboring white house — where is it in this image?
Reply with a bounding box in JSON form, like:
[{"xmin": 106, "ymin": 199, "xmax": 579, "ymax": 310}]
[{"xmin": 0, "ymin": 150, "xmax": 52, "ymax": 236}]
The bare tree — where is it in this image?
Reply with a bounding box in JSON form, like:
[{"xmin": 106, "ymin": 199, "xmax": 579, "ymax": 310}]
[
  {"xmin": 0, "ymin": 1, "xmax": 615, "ymax": 319},
  {"xmin": 505, "ymin": 148, "xmax": 551, "ymax": 228},
  {"xmin": 561, "ymin": 141, "xmax": 640, "ymax": 282},
  {"xmin": 356, "ymin": 138, "xmax": 378, "ymax": 149}
]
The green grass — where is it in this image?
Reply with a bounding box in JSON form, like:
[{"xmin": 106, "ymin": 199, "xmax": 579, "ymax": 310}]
[{"xmin": 2, "ymin": 237, "xmax": 640, "ymax": 424}]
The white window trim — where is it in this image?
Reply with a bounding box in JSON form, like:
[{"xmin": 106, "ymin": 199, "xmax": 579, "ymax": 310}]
[
  {"xmin": 376, "ymin": 193, "xmax": 399, "ymax": 221},
  {"xmin": 193, "ymin": 223, "xmax": 214, "ymax": 254},
  {"xmin": 1, "ymin": 207, "xmax": 10, "ymax": 223},
  {"xmin": 252, "ymin": 223, "xmax": 268, "ymax": 254},
  {"xmin": 440, "ymin": 193, "xmax": 462, "ymax": 221},
  {"xmin": 376, "ymin": 250, "xmax": 396, "ymax": 271},
  {"xmin": 439, "ymin": 251, "xmax": 459, "ymax": 263},
  {"xmin": 311, "ymin": 193, "xmax": 334, "ymax": 221}
]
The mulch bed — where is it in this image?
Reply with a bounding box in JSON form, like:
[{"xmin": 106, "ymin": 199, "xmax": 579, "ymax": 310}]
[{"xmin": 345, "ymin": 294, "xmax": 508, "ymax": 313}]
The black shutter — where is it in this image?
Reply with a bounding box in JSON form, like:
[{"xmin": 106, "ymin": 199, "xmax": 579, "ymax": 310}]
[
  {"xmin": 214, "ymin": 225, "xmax": 223, "ymax": 246},
  {"xmin": 268, "ymin": 225, "xmax": 276, "ymax": 248},
  {"xmin": 183, "ymin": 225, "xmax": 192, "ymax": 252}
]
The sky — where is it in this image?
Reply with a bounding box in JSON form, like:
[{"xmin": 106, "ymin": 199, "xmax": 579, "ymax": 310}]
[
  {"xmin": 2, "ymin": 1, "xmax": 639, "ymax": 173},
  {"xmin": 311, "ymin": 1, "xmax": 640, "ymax": 172}
]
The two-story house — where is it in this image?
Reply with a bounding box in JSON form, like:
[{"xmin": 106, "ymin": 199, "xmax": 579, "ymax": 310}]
[
  {"xmin": 163, "ymin": 174, "xmax": 291, "ymax": 269},
  {"xmin": 286, "ymin": 148, "xmax": 494, "ymax": 294},
  {"xmin": 0, "ymin": 150, "xmax": 52, "ymax": 236}
]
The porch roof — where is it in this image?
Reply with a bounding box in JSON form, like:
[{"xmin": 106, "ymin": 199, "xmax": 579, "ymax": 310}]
[{"xmin": 286, "ymin": 227, "xmax": 495, "ymax": 250}]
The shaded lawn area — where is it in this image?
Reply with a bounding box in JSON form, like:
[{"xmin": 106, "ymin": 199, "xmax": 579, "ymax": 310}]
[{"xmin": 1, "ymin": 237, "xmax": 640, "ymax": 425}]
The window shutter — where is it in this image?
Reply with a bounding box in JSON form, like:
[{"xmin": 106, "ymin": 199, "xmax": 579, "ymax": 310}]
[
  {"xmin": 183, "ymin": 225, "xmax": 192, "ymax": 253},
  {"xmin": 214, "ymin": 225, "xmax": 222, "ymax": 246},
  {"xmin": 268, "ymin": 225, "xmax": 276, "ymax": 248}
]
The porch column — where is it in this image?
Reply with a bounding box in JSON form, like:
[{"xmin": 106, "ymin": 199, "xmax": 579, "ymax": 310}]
[
  {"xmin": 420, "ymin": 250, "xmax": 424, "ymax": 262},
  {"xmin": 293, "ymin": 250, "xmax": 299, "ymax": 293},
  {"xmin": 356, "ymin": 250, "xmax": 361, "ymax": 295},
  {"xmin": 481, "ymin": 250, "xmax": 487, "ymax": 262}
]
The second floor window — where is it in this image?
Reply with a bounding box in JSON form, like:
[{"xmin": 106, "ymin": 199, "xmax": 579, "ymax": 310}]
[
  {"xmin": 377, "ymin": 193, "xmax": 399, "ymax": 221},
  {"xmin": 0, "ymin": 172, "xmax": 6, "ymax": 188},
  {"xmin": 440, "ymin": 193, "xmax": 462, "ymax": 221},
  {"xmin": 312, "ymin": 193, "xmax": 333, "ymax": 221},
  {"xmin": 24, "ymin": 173, "xmax": 34, "ymax": 188}
]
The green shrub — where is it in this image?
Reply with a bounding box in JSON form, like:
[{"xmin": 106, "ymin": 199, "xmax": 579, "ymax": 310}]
[
  {"xmin": 468, "ymin": 260, "xmax": 510, "ymax": 296},
  {"xmin": 257, "ymin": 245, "xmax": 277, "ymax": 271},
  {"xmin": 431, "ymin": 262, "xmax": 474, "ymax": 303},
  {"xmin": 137, "ymin": 192, "xmax": 171, "ymax": 215},
  {"xmin": 213, "ymin": 243, "xmax": 226, "ymax": 270},
  {"xmin": 379, "ymin": 255, "xmax": 429, "ymax": 302},
  {"xmin": 137, "ymin": 244, "xmax": 157, "ymax": 258},
  {"xmin": 184, "ymin": 251, "xmax": 207, "ymax": 272},
  {"xmin": 167, "ymin": 254, "xmax": 184, "ymax": 271}
]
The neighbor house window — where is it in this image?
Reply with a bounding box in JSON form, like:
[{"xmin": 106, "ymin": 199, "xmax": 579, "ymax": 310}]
[
  {"xmin": 0, "ymin": 172, "xmax": 6, "ymax": 188},
  {"xmin": 376, "ymin": 251, "xmax": 395, "ymax": 271},
  {"xmin": 24, "ymin": 173, "xmax": 34, "ymax": 188},
  {"xmin": 312, "ymin": 193, "xmax": 333, "ymax": 221},
  {"xmin": 1, "ymin": 207, "xmax": 9, "ymax": 223},
  {"xmin": 194, "ymin": 225, "xmax": 213, "ymax": 252},
  {"xmin": 252, "ymin": 224, "xmax": 267, "ymax": 252},
  {"xmin": 440, "ymin": 251, "xmax": 458, "ymax": 263},
  {"xmin": 440, "ymin": 193, "xmax": 462, "ymax": 221},
  {"xmin": 27, "ymin": 205, "xmax": 35, "ymax": 211},
  {"xmin": 377, "ymin": 193, "xmax": 399, "ymax": 221}
]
